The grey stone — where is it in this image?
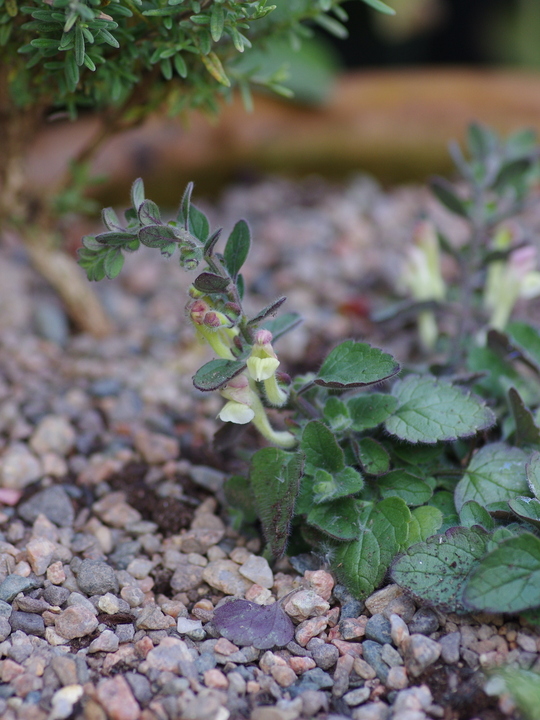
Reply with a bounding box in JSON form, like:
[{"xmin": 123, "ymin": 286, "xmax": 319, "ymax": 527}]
[
  {"xmin": 116, "ymin": 624, "xmax": 135, "ymax": 644},
  {"xmin": 190, "ymin": 465, "xmax": 225, "ymax": 492},
  {"xmin": 382, "ymin": 595, "xmax": 416, "ymax": 624},
  {"xmin": 0, "ymin": 600, "xmax": 12, "ymax": 617},
  {"xmin": 333, "ymin": 654, "xmax": 354, "ymax": 698},
  {"xmin": 380, "ymin": 643, "xmax": 403, "ymax": 667},
  {"xmin": 341, "ymin": 599, "xmax": 365, "ymax": 619},
  {"xmin": 125, "ymin": 672, "xmax": 152, "ymax": 706},
  {"xmin": 0, "ymin": 443, "xmax": 42, "ymax": 489},
  {"xmin": 344, "ymin": 687, "xmax": 371, "ymax": 706},
  {"xmin": 301, "ymin": 668, "xmax": 334, "ymax": 689},
  {"xmin": 312, "ymin": 642, "xmax": 339, "ymax": 670},
  {"xmin": 239, "ymin": 555, "xmax": 274, "ymax": 588},
  {"xmin": 55, "ymin": 605, "xmax": 99, "ymax": 640},
  {"xmin": 202, "ymin": 560, "xmax": 250, "ymax": 596},
  {"xmin": 43, "ymin": 585, "xmax": 70, "ymax": 607},
  {"xmin": 9, "ymin": 610, "xmax": 45, "ymax": 637},
  {"xmin": 439, "ymin": 632, "xmax": 460, "ymax": 664},
  {"xmin": 0, "ymin": 616, "xmax": 11, "ymax": 641},
  {"xmin": 404, "ymin": 634, "xmax": 441, "ymax": 677},
  {"xmin": 76, "ymin": 559, "xmax": 119, "ymax": 596},
  {"xmin": 30, "ymin": 415, "xmax": 76, "ymax": 456},
  {"xmin": 365, "ymin": 614, "xmax": 392, "ymax": 645},
  {"xmin": 352, "ymin": 701, "xmax": 391, "ymax": 720},
  {"xmin": 0, "ymin": 574, "xmax": 38, "ymax": 602},
  {"xmin": 408, "ymin": 607, "xmax": 439, "ymax": 635},
  {"xmin": 170, "ymin": 564, "xmax": 205, "ymax": 593},
  {"xmin": 195, "ymin": 652, "xmax": 217, "ymax": 674},
  {"xmin": 88, "ymin": 629, "xmax": 120, "ymax": 653},
  {"xmin": 362, "ymin": 641, "xmax": 389, "ymax": 683},
  {"xmin": 18, "ymin": 486, "xmax": 74, "ymax": 528}
]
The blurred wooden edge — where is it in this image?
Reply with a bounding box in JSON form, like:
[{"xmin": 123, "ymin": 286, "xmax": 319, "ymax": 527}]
[{"xmin": 27, "ymin": 68, "xmax": 540, "ymax": 205}]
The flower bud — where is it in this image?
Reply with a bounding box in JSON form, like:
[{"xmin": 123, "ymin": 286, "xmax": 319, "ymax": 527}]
[
  {"xmin": 189, "ymin": 299, "xmax": 209, "ymax": 325},
  {"xmin": 246, "ymin": 329, "xmax": 280, "ymax": 381}
]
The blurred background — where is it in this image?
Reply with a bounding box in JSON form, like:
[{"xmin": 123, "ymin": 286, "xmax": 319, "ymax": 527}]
[{"xmin": 27, "ymin": 0, "xmax": 540, "ymax": 203}]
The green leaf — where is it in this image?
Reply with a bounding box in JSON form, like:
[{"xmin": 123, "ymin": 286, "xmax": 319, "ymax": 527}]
[
  {"xmin": 223, "ymin": 474, "xmax": 257, "ymax": 526},
  {"xmin": 301, "ymin": 420, "xmax": 344, "ymax": 474},
  {"xmin": 391, "ymin": 526, "xmax": 489, "ymax": 612},
  {"xmin": 508, "ymin": 388, "xmax": 540, "ymax": 448},
  {"xmin": 201, "ymin": 51, "xmax": 230, "ymax": 87},
  {"xmin": 307, "ymin": 497, "xmax": 360, "ymax": 540},
  {"xmin": 377, "ymin": 469, "xmax": 432, "ymax": 506},
  {"xmin": 361, "ymin": 0, "xmax": 396, "ymax": 15},
  {"xmin": 189, "ymin": 205, "xmax": 210, "ymax": 241},
  {"xmin": 323, "ymin": 397, "xmax": 351, "ymax": 433},
  {"xmin": 103, "ymin": 249, "xmax": 124, "ymax": 279},
  {"xmin": 508, "ymin": 497, "xmax": 540, "ymax": 530},
  {"xmin": 463, "ymin": 533, "xmax": 540, "ymax": 613},
  {"xmin": 192, "ymin": 359, "xmax": 245, "ymax": 391},
  {"xmin": 384, "ymin": 375, "xmax": 496, "ymax": 444},
  {"xmin": 315, "ymin": 341, "xmax": 399, "ymax": 389},
  {"xmin": 138, "ymin": 227, "xmax": 176, "ymax": 257},
  {"xmin": 262, "ymin": 312, "xmax": 302, "ymax": 342},
  {"xmin": 248, "ymin": 297, "xmax": 287, "ymax": 327},
  {"xmin": 250, "ymin": 448, "xmax": 304, "ymax": 558},
  {"xmin": 312, "ymin": 466, "xmax": 364, "ymax": 504},
  {"xmin": 174, "ymin": 53, "xmax": 188, "ymax": 78},
  {"xmin": 74, "ymin": 25, "xmax": 85, "ymax": 66},
  {"xmin": 467, "ymin": 122, "xmax": 498, "ymax": 160},
  {"xmin": 507, "ymin": 321, "xmax": 540, "ymax": 373},
  {"xmin": 138, "ymin": 199, "xmax": 161, "ymax": 225},
  {"xmin": 347, "ymin": 393, "xmax": 398, "ymax": 431},
  {"xmin": 203, "ymin": 228, "xmax": 222, "ymax": 255},
  {"xmin": 527, "ymin": 452, "xmax": 540, "ymax": 499},
  {"xmin": 493, "ymin": 158, "xmax": 532, "ymax": 192},
  {"xmin": 430, "ymin": 491, "xmax": 459, "ymax": 531},
  {"xmin": 405, "ymin": 506, "xmax": 443, "ymax": 547},
  {"xmin": 454, "ymin": 443, "xmax": 529, "ymax": 513},
  {"xmin": 177, "ymin": 182, "xmax": 193, "ymax": 228},
  {"xmin": 101, "ymin": 207, "xmax": 122, "ymax": 232},
  {"xmin": 224, "ymin": 219, "xmax": 250, "ymax": 281},
  {"xmin": 459, "ymin": 500, "xmax": 495, "ymax": 531},
  {"xmin": 210, "ymin": 3, "xmax": 224, "ymax": 42},
  {"xmin": 95, "ymin": 231, "xmax": 137, "ymax": 247},
  {"xmin": 430, "ymin": 177, "xmax": 468, "ymax": 218},
  {"xmin": 355, "ymin": 438, "xmax": 390, "ymax": 476},
  {"xmin": 333, "ymin": 498, "xmax": 410, "ymax": 599},
  {"xmin": 193, "ymin": 272, "xmax": 230, "ymax": 294}
]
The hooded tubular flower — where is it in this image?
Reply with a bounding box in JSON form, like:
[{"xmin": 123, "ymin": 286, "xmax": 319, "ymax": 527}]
[
  {"xmin": 246, "ymin": 329, "xmax": 280, "ymax": 382},
  {"xmin": 402, "ymin": 220, "xmax": 446, "ymax": 350},
  {"xmin": 217, "ymin": 374, "xmax": 256, "ymax": 425},
  {"xmin": 486, "ymin": 241, "xmax": 540, "ymax": 330}
]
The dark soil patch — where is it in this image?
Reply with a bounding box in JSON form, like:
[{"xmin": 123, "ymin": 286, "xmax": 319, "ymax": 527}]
[
  {"xmin": 108, "ymin": 461, "xmax": 211, "ymax": 536},
  {"xmin": 419, "ymin": 663, "xmax": 505, "ymax": 720}
]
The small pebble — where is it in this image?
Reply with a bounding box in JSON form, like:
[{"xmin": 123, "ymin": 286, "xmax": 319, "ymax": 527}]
[
  {"xmin": 311, "ymin": 642, "xmax": 339, "ymax": 670},
  {"xmin": 344, "ymin": 687, "xmax": 371, "ymax": 706},
  {"xmin": 364, "ymin": 585, "xmax": 403, "ymax": 616},
  {"xmin": 239, "ymin": 555, "xmax": 274, "ymax": 588},
  {"xmin": 18, "ymin": 486, "xmax": 75, "ymax": 527},
  {"xmin": 9, "ymin": 611, "xmax": 45, "ymax": 637},
  {"xmin": 362, "ymin": 641, "xmax": 390, "ymax": 683},
  {"xmin": 55, "ymin": 606, "xmax": 99, "ymax": 640},
  {"xmin": 76, "ymin": 559, "xmax": 119, "ymax": 596},
  {"xmin": 408, "ymin": 607, "xmax": 439, "ymax": 635},
  {"xmin": 439, "ymin": 632, "xmax": 461, "ymax": 664},
  {"xmin": 88, "ymin": 629, "xmax": 120, "ymax": 653},
  {"xmin": 403, "ymin": 634, "xmax": 441, "ymax": 677},
  {"xmin": 365, "ymin": 614, "xmax": 392, "ymax": 645}
]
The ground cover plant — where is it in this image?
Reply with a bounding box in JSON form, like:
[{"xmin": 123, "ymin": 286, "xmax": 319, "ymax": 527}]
[
  {"xmin": 1, "ymin": 0, "xmax": 393, "ymax": 335},
  {"xmin": 79, "ymin": 122, "xmax": 540, "ymax": 625}
]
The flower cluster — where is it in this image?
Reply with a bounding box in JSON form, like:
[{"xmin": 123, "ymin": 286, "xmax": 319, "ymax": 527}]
[{"xmin": 187, "ymin": 291, "xmax": 296, "ymax": 448}]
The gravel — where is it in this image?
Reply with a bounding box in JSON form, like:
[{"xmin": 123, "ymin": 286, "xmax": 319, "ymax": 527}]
[{"xmin": 0, "ymin": 174, "xmax": 535, "ymax": 720}]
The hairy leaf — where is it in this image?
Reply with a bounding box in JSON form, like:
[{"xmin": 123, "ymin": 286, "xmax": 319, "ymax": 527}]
[
  {"xmin": 347, "ymin": 393, "xmax": 398, "ymax": 431},
  {"xmin": 463, "ymin": 533, "xmax": 540, "ymax": 613},
  {"xmin": 333, "ymin": 498, "xmax": 410, "ymax": 598},
  {"xmin": 312, "ymin": 466, "xmax": 364, "ymax": 505},
  {"xmin": 405, "ymin": 506, "xmax": 443, "ymax": 547},
  {"xmin": 307, "ymin": 497, "xmax": 360, "ymax": 540},
  {"xmin": 384, "ymin": 375, "xmax": 496, "ymax": 444},
  {"xmin": 528, "ymin": 452, "xmax": 540, "ymax": 499},
  {"xmin": 138, "ymin": 199, "xmax": 161, "ymax": 226},
  {"xmin": 213, "ymin": 598, "xmax": 294, "ymax": 650},
  {"xmin": 193, "ymin": 272, "xmax": 230, "ymax": 294},
  {"xmin": 391, "ymin": 526, "xmax": 489, "ymax": 612},
  {"xmin": 377, "ymin": 469, "xmax": 432, "ymax": 506},
  {"xmin": 430, "ymin": 176, "xmax": 468, "ymax": 218},
  {"xmin": 189, "ymin": 205, "xmax": 210, "ymax": 242},
  {"xmin": 508, "ymin": 388, "xmax": 540, "ymax": 448},
  {"xmin": 192, "ymin": 359, "xmax": 245, "ymax": 392},
  {"xmin": 454, "ymin": 443, "xmax": 529, "ymax": 513},
  {"xmin": 459, "ymin": 500, "xmax": 495, "ymax": 531},
  {"xmin": 301, "ymin": 421, "xmax": 344, "ymax": 474},
  {"xmin": 248, "ymin": 297, "xmax": 287, "ymax": 327},
  {"xmin": 250, "ymin": 449, "xmax": 304, "ymax": 558},
  {"xmin": 508, "ymin": 497, "xmax": 540, "ymax": 530},
  {"xmin": 355, "ymin": 437, "xmax": 390, "ymax": 476},
  {"xmin": 323, "ymin": 397, "xmax": 351, "ymax": 433},
  {"xmin": 224, "ymin": 219, "xmax": 250, "ymax": 280},
  {"xmin": 315, "ymin": 341, "xmax": 400, "ymax": 389}
]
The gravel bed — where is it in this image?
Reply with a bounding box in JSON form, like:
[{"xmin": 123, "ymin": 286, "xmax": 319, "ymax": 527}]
[{"xmin": 1, "ymin": 174, "xmax": 539, "ymax": 720}]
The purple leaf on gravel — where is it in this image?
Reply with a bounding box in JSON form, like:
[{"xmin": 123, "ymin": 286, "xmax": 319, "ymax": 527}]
[{"xmin": 213, "ymin": 598, "xmax": 294, "ymax": 650}]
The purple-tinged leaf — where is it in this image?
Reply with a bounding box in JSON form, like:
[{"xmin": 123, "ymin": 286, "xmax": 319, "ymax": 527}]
[{"xmin": 213, "ymin": 599, "xmax": 294, "ymax": 649}]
